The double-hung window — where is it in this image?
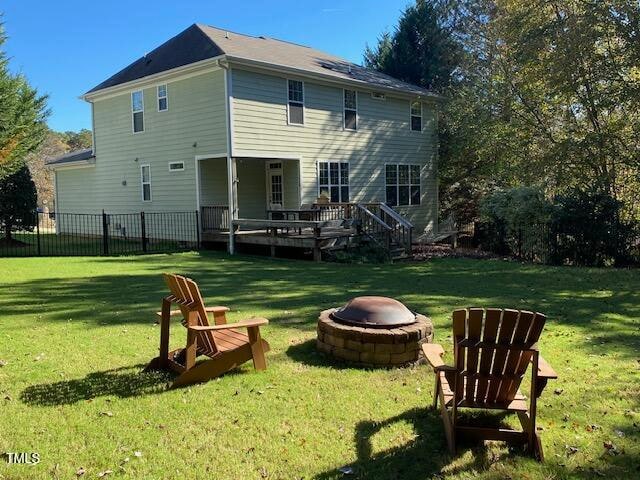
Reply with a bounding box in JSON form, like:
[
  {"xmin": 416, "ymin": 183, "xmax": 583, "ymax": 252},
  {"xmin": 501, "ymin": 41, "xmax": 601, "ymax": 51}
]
[
  {"xmin": 132, "ymin": 90, "xmax": 144, "ymax": 133},
  {"xmin": 344, "ymin": 89, "xmax": 357, "ymax": 130},
  {"xmin": 410, "ymin": 101, "xmax": 422, "ymax": 132},
  {"xmin": 287, "ymin": 79, "xmax": 304, "ymax": 125},
  {"xmin": 318, "ymin": 161, "xmax": 349, "ymax": 202},
  {"xmin": 157, "ymin": 84, "xmax": 168, "ymax": 111},
  {"xmin": 386, "ymin": 164, "xmax": 421, "ymax": 206},
  {"xmin": 141, "ymin": 165, "xmax": 152, "ymax": 202}
]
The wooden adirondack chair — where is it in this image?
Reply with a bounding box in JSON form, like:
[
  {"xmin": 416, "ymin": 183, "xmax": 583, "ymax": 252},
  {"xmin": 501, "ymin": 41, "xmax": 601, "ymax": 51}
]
[
  {"xmin": 145, "ymin": 273, "xmax": 270, "ymax": 387},
  {"xmin": 422, "ymin": 308, "xmax": 557, "ymax": 460}
]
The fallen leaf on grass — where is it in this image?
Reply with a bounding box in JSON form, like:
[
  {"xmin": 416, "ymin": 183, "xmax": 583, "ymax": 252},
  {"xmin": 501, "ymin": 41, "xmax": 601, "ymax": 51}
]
[
  {"xmin": 97, "ymin": 470, "xmax": 112, "ymax": 477},
  {"xmin": 259, "ymin": 466, "xmax": 268, "ymax": 478},
  {"xmin": 586, "ymin": 424, "xmax": 600, "ymax": 432},
  {"xmin": 554, "ymin": 388, "xmax": 564, "ymax": 395},
  {"xmin": 565, "ymin": 445, "xmax": 579, "ymax": 456},
  {"xmin": 133, "ymin": 451, "xmax": 142, "ymax": 458},
  {"xmin": 615, "ymin": 430, "xmax": 625, "ymax": 437},
  {"xmin": 0, "ymin": 360, "xmax": 7, "ymax": 367},
  {"xmin": 338, "ymin": 466, "xmax": 354, "ymax": 475},
  {"xmin": 603, "ymin": 441, "xmax": 620, "ymax": 455},
  {"xmin": 100, "ymin": 411, "xmax": 113, "ymax": 417},
  {"xmin": 75, "ymin": 467, "xmax": 85, "ymax": 477},
  {"xmin": 3, "ymin": 394, "xmax": 12, "ymax": 401}
]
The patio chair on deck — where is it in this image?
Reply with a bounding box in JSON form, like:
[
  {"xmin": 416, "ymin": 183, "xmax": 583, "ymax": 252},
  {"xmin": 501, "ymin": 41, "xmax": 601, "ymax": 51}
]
[
  {"xmin": 145, "ymin": 273, "xmax": 270, "ymax": 387},
  {"xmin": 422, "ymin": 308, "xmax": 557, "ymax": 460}
]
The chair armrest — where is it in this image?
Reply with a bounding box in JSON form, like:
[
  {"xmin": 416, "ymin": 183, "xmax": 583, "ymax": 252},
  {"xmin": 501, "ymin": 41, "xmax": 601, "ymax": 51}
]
[
  {"xmin": 422, "ymin": 343, "xmax": 454, "ymax": 371},
  {"xmin": 156, "ymin": 309, "xmax": 183, "ymax": 318},
  {"xmin": 205, "ymin": 306, "xmax": 230, "ymax": 313},
  {"xmin": 188, "ymin": 318, "xmax": 269, "ymax": 331},
  {"xmin": 536, "ymin": 355, "xmax": 557, "ymax": 379}
]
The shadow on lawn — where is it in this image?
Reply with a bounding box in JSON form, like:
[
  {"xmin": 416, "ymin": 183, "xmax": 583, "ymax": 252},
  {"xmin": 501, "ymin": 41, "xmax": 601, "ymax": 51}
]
[
  {"xmin": 20, "ymin": 365, "xmax": 172, "ymax": 406},
  {"xmin": 314, "ymin": 407, "xmax": 527, "ymax": 480}
]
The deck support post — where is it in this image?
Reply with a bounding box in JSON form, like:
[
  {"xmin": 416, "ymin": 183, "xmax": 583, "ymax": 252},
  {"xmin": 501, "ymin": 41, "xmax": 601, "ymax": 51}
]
[
  {"xmin": 313, "ymin": 226, "xmax": 322, "ymax": 262},
  {"xmin": 270, "ymin": 227, "xmax": 277, "ymax": 257},
  {"xmin": 227, "ymin": 155, "xmax": 238, "ymax": 254}
]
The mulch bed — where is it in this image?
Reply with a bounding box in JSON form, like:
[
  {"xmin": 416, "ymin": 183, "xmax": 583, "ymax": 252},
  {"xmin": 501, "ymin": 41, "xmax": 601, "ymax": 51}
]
[{"xmin": 411, "ymin": 243, "xmax": 506, "ymax": 261}]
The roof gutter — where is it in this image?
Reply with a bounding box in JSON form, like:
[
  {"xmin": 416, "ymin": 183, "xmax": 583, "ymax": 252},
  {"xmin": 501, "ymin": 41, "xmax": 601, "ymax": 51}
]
[
  {"xmin": 46, "ymin": 158, "xmax": 96, "ymax": 171},
  {"xmin": 222, "ymin": 56, "xmax": 445, "ymax": 103}
]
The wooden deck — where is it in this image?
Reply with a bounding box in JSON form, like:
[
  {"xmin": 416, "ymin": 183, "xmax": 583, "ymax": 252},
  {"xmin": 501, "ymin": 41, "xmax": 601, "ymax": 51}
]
[
  {"xmin": 199, "ymin": 204, "xmax": 414, "ymax": 261},
  {"xmin": 201, "ymin": 218, "xmax": 359, "ymax": 261}
]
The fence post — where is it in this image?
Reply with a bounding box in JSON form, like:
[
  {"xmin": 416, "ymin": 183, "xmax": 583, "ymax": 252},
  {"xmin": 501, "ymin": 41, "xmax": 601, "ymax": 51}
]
[
  {"xmin": 195, "ymin": 210, "xmax": 200, "ymax": 249},
  {"xmin": 36, "ymin": 212, "xmax": 41, "ymax": 256},
  {"xmin": 140, "ymin": 211, "xmax": 147, "ymax": 253},
  {"xmin": 102, "ymin": 210, "xmax": 109, "ymax": 255}
]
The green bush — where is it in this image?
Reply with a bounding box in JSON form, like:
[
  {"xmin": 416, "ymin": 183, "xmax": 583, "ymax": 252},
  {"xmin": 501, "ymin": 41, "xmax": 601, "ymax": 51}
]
[
  {"xmin": 478, "ymin": 187, "xmax": 552, "ymax": 256},
  {"xmin": 477, "ymin": 186, "xmax": 639, "ymax": 266},
  {"xmin": 550, "ymin": 189, "xmax": 638, "ymax": 267}
]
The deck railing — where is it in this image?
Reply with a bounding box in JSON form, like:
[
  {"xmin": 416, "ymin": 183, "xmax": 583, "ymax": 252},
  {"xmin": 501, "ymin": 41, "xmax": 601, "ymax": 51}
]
[{"xmin": 201, "ymin": 205, "xmax": 230, "ymax": 232}]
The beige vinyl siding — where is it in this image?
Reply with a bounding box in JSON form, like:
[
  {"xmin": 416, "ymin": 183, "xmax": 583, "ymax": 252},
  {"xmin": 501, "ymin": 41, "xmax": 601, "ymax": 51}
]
[
  {"xmin": 231, "ymin": 68, "xmax": 438, "ymax": 234},
  {"xmin": 236, "ymin": 159, "xmax": 267, "ymax": 219},
  {"xmin": 282, "ymin": 159, "xmax": 300, "ymax": 209},
  {"xmin": 199, "ymin": 158, "xmax": 228, "ymax": 206},
  {"xmin": 56, "ymin": 69, "xmax": 227, "ymax": 218}
]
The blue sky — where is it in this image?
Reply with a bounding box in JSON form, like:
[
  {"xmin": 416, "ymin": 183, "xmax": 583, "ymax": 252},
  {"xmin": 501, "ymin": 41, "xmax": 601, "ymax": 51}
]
[{"xmin": 3, "ymin": 0, "xmax": 409, "ymax": 132}]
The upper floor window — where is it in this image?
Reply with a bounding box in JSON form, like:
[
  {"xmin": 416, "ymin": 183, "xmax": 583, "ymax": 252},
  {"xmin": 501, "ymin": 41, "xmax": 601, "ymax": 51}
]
[
  {"xmin": 344, "ymin": 89, "xmax": 357, "ymax": 131},
  {"xmin": 386, "ymin": 164, "xmax": 421, "ymax": 206},
  {"xmin": 132, "ymin": 90, "xmax": 144, "ymax": 133},
  {"xmin": 157, "ymin": 84, "xmax": 168, "ymax": 111},
  {"xmin": 287, "ymin": 79, "xmax": 304, "ymax": 125},
  {"xmin": 318, "ymin": 161, "xmax": 349, "ymax": 202},
  {"xmin": 410, "ymin": 101, "xmax": 422, "ymax": 132},
  {"xmin": 141, "ymin": 165, "xmax": 152, "ymax": 201}
]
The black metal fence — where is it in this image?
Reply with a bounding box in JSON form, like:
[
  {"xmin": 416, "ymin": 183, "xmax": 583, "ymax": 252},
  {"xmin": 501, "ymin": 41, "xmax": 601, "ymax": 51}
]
[
  {"xmin": 476, "ymin": 221, "xmax": 640, "ymax": 267},
  {"xmin": 0, "ymin": 211, "xmax": 200, "ymax": 257}
]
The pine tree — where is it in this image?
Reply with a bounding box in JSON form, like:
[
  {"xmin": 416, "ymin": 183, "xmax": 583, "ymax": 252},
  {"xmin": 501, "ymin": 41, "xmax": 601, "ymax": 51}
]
[
  {"xmin": 0, "ymin": 19, "xmax": 49, "ymax": 180},
  {"xmin": 0, "ymin": 166, "xmax": 37, "ymax": 244}
]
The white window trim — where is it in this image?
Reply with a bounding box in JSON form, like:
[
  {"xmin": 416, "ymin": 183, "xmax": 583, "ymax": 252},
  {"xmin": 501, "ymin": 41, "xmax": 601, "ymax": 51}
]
[
  {"xmin": 286, "ymin": 79, "xmax": 305, "ymax": 126},
  {"xmin": 131, "ymin": 90, "xmax": 144, "ymax": 134},
  {"xmin": 317, "ymin": 160, "xmax": 350, "ymax": 202},
  {"xmin": 410, "ymin": 101, "xmax": 423, "ymax": 133},
  {"xmin": 140, "ymin": 164, "xmax": 152, "ymax": 202},
  {"xmin": 168, "ymin": 161, "xmax": 184, "ymax": 172},
  {"xmin": 384, "ymin": 163, "xmax": 422, "ymax": 207},
  {"xmin": 343, "ymin": 89, "xmax": 358, "ymax": 131},
  {"xmin": 157, "ymin": 84, "xmax": 168, "ymax": 112}
]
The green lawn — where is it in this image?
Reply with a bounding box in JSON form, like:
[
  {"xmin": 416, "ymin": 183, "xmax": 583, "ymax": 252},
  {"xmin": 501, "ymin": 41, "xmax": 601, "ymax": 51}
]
[{"xmin": 0, "ymin": 252, "xmax": 638, "ymax": 479}]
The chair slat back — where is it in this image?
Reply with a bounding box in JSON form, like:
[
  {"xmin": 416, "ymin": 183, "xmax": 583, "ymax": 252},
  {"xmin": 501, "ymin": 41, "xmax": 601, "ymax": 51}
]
[
  {"xmin": 163, "ymin": 273, "xmax": 218, "ymax": 356},
  {"xmin": 452, "ymin": 308, "xmax": 546, "ymax": 405}
]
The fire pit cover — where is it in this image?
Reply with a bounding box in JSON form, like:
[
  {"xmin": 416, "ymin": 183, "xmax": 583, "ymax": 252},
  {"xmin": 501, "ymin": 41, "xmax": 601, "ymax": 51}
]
[{"xmin": 330, "ymin": 296, "xmax": 416, "ymax": 328}]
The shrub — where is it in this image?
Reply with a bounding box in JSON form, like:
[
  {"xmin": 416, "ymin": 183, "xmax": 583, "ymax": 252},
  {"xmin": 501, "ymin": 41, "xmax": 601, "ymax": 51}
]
[
  {"xmin": 478, "ymin": 187, "xmax": 552, "ymax": 256},
  {"xmin": 550, "ymin": 189, "xmax": 638, "ymax": 267}
]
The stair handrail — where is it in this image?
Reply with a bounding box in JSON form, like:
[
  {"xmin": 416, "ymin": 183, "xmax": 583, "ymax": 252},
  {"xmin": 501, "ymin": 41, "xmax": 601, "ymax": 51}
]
[
  {"xmin": 378, "ymin": 203, "xmax": 413, "ymax": 256},
  {"xmin": 379, "ymin": 202, "xmax": 413, "ymax": 229}
]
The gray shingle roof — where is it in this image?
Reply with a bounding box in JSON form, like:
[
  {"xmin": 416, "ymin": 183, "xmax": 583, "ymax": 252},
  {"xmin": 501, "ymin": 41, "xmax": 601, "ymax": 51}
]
[
  {"xmin": 46, "ymin": 148, "xmax": 95, "ymax": 166},
  {"xmin": 86, "ymin": 24, "xmax": 435, "ymax": 98}
]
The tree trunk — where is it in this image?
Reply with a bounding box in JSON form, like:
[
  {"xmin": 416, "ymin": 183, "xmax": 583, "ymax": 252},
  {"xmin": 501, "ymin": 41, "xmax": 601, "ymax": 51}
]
[{"xmin": 4, "ymin": 221, "xmax": 12, "ymax": 242}]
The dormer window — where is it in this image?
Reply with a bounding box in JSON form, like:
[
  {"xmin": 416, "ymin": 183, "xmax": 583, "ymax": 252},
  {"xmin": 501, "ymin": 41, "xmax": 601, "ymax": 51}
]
[
  {"xmin": 157, "ymin": 84, "xmax": 168, "ymax": 111},
  {"xmin": 410, "ymin": 101, "xmax": 422, "ymax": 132},
  {"xmin": 132, "ymin": 90, "xmax": 144, "ymax": 133},
  {"xmin": 287, "ymin": 79, "xmax": 304, "ymax": 125},
  {"xmin": 344, "ymin": 89, "xmax": 357, "ymax": 131}
]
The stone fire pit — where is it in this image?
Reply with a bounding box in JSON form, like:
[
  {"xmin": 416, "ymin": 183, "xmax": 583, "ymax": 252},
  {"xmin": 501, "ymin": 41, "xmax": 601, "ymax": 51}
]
[{"xmin": 316, "ymin": 296, "xmax": 433, "ymax": 367}]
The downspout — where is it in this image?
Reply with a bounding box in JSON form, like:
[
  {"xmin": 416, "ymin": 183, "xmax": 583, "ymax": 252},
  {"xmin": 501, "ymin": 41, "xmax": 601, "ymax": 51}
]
[{"xmin": 220, "ymin": 59, "xmax": 237, "ymax": 254}]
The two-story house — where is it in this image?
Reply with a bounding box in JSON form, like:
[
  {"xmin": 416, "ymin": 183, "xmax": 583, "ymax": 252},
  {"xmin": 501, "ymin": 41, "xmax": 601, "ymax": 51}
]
[{"xmin": 48, "ymin": 24, "xmax": 441, "ymax": 253}]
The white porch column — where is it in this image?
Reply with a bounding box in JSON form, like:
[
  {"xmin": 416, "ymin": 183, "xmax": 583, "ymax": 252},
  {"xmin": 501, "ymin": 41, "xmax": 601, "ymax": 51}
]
[{"xmin": 227, "ymin": 155, "xmax": 238, "ymax": 254}]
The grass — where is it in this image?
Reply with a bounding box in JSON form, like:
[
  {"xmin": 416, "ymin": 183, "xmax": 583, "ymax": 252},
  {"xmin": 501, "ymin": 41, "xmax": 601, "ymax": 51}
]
[{"xmin": 0, "ymin": 252, "xmax": 638, "ymax": 479}]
